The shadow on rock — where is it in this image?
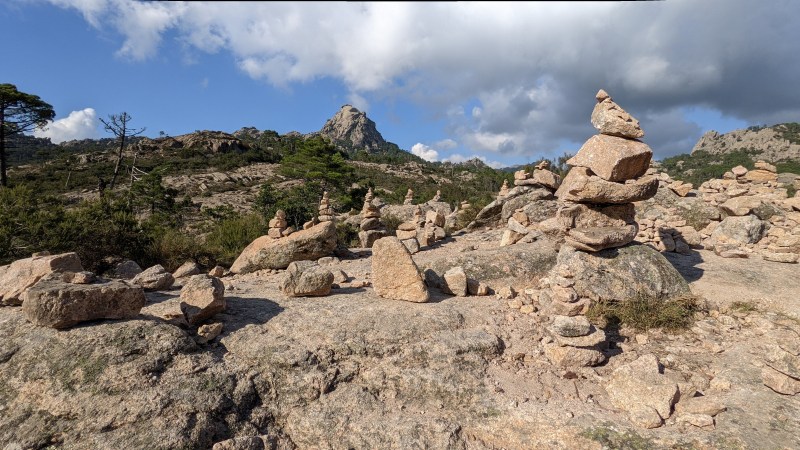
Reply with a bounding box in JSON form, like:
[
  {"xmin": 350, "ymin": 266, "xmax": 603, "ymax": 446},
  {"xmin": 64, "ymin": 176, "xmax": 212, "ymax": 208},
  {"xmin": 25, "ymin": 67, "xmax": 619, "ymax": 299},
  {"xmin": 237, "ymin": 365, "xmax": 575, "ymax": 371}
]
[{"xmin": 663, "ymin": 249, "xmax": 705, "ymax": 283}]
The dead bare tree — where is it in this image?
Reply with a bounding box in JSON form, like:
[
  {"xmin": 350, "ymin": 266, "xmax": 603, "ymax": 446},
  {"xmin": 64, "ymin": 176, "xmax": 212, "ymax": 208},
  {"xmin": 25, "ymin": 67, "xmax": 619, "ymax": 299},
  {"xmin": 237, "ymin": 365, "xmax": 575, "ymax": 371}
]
[{"xmin": 100, "ymin": 112, "xmax": 145, "ymax": 191}]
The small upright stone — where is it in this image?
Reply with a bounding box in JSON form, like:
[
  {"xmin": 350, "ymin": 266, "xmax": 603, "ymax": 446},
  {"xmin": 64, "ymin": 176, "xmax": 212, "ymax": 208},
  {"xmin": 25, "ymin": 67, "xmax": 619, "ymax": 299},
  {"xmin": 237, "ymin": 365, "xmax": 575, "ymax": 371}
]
[
  {"xmin": 371, "ymin": 237, "xmax": 429, "ymax": 303},
  {"xmin": 431, "ymin": 189, "xmax": 442, "ymax": 202},
  {"xmin": 180, "ymin": 274, "xmax": 225, "ymax": 325}
]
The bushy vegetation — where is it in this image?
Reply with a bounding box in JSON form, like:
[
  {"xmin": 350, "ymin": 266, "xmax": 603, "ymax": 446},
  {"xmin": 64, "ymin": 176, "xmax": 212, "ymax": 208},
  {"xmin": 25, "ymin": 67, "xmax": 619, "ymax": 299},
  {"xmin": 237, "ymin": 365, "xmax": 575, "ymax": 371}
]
[
  {"xmin": 0, "ymin": 124, "xmax": 584, "ymax": 273},
  {"xmin": 660, "ymin": 149, "xmax": 759, "ymax": 187},
  {"xmin": 587, "ymin": 293, "xmax": 703, "ymax": 332}
]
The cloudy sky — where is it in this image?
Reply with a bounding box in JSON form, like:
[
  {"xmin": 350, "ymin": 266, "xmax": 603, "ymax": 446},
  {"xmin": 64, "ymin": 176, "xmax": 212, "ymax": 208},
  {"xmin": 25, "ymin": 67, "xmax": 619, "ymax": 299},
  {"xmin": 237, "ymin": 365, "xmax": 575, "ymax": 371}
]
[{"xmin": 3, "ymin": 1, "xmax": 798, "ymax": 167}]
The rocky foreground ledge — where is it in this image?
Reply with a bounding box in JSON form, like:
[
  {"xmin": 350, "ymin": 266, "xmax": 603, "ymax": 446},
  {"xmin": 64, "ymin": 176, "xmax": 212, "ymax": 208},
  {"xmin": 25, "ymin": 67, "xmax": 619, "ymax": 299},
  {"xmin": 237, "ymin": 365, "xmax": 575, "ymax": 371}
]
[{"xmin": 0, "ymin": 228, "xmax": 799, "ymax": 449}]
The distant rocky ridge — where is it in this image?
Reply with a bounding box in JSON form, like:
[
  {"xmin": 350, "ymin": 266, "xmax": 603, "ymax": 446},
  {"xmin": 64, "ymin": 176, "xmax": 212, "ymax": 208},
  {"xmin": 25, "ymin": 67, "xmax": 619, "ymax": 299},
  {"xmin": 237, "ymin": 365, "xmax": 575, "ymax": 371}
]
[
  {"xmin": 691, "ymin": 123, "xmax": 800, "ymax": 161},
  {"xmin": 135, "ymin": 130, "xmax": 248, "ymax": 154}
]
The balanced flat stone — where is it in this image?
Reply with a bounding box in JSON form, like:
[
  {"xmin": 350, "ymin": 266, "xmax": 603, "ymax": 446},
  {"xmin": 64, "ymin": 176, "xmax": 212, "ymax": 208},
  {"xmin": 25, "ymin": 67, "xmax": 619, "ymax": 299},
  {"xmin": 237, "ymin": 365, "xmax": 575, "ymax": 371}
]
[
  {"xmin": 567, "ymin": 134, "xmax": 653, "ymax": 182},
  {"xmin": 564, "ymin": 225, "xmax": 638, "ymax": 252},
  {"xmin": 556, "ymin": 166, "xmax": 658, "ymax": 204}
]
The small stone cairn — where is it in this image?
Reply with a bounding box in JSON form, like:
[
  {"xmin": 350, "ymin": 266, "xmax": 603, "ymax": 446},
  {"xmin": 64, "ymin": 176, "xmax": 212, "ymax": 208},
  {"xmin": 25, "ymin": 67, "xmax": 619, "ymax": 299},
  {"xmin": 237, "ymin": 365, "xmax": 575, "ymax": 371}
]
[
  {"xmin": 268, "ymin": 209, "xmax": 293, "ymax": 239},
  {"xmin": 497, "ymin": 180, "xmax": 510, "ymax": 201},
  {"xmin": 431, "ymin": 190, "xmax": 442, "ymax": 202},
  {"xmin": 536, "ymin": 89, "xmax": 659, "ymax": 367},
  {"xmin": 317, "ymin": 191, "xmax": 335, "ymax": 223},
  {"xmin": 394, "ymin": 205, "xmax": 446, "ymax": 252},
  {"xmin": 359, "ymin": 188, "xmax": 388, "ymax": 248},
  {"xmin": 403, "ymin": 189, "xmax": 414, "ymax": 205},
  {"xmin": 513, "ymin": 160, "xmax": 561, "ymax": 191}
]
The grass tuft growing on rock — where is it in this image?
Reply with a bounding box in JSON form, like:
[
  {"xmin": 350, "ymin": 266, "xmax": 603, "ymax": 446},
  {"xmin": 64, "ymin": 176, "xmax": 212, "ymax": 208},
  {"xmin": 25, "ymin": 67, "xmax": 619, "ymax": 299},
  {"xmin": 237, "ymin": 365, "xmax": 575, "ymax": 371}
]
[
  {"xmin": 587, "ymin": 293, "xmax": 704, "ymax": 332},
  {"xmin": 579, "ymin": 425, "xmax": 655, "ymax": 450}
]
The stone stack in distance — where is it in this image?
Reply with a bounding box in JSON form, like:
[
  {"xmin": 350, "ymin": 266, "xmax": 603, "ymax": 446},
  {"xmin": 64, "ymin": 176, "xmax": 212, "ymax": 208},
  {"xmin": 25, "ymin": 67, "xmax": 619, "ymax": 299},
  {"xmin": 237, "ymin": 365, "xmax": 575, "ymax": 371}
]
[
  {"xmin": 318, "ymin": 191, "xmax": 335, "ymax": 223},
  {"xmin": 552, "ymin": 89, "xmax": 658, "ymax": 252},
  {"xmin": 358, "ymin": 188, "xmax": 388, "ymax": 248},
  {"xmin": 268, "ymin": 209, "xmax": 293, "ymax": 239}
]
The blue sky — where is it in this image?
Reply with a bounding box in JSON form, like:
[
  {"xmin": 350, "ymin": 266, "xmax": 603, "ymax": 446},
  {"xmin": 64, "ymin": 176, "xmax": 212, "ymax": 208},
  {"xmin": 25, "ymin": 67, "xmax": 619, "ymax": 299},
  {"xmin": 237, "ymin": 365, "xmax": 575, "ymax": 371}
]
[{"xmin": 2, "ymin": 1, "xmax": 797, "ymax": 168}]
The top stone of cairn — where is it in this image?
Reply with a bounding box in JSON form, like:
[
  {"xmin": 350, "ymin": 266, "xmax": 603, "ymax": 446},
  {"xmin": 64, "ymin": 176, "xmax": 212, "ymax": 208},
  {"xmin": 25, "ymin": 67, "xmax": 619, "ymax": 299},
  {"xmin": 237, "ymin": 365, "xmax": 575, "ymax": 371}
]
[{"xmin": 591, "ymin": 89, "xmax": 644, "ymax": 139}]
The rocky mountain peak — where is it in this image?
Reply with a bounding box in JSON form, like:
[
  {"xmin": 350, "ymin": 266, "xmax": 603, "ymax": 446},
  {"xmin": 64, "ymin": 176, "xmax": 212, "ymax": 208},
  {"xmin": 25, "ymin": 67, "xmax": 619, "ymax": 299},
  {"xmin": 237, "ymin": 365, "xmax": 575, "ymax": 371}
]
[{"xmin": 319, "ymin": 104, "xmax": 387, "ymax": 152}]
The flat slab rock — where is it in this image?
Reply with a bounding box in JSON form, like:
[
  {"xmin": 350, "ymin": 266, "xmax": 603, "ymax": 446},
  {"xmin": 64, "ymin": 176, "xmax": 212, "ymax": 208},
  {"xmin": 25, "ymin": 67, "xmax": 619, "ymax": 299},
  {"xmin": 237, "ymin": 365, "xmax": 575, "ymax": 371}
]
[
  {"xmin": 22, "ymin": 274, "xmax": 145, "ymax": 329},
  {"xmin": 0, "ymin": 252, "xmax": 83, "ymax": 306}
]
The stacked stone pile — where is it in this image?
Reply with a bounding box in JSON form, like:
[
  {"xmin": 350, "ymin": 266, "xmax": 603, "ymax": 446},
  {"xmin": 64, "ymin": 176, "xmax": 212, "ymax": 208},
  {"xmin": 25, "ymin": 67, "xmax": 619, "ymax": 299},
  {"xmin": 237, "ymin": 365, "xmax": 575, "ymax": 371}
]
[
  {"xmin": 358, "ymin": 188, "xmax": 388, "ymax": 248},
  {"xmin": 691, "ymin": 161, "xmax": 800, "ymax": 262},
  {"xmin": 540, "ymin": 89, "xmax": 657, "ymax": 252},
  {"xmin": 318, "ymin": 191, "xmax": 335, "ymax": 223},
  {"xmin": 431, "ymin": 190, "xmax": 442, "ymax": 202},
  {"xmin": 268, "ymin": 209, "xmax": 293, "ymax": 238},
  {"xmin": 513, "ymin": 161, "xmax": 561, "ymax": 191},
  {"xmin": 632, "ymin": 164, "xmax": 701, "ymax": 254},
  {"xmin": 394, "ymin": 205, "xmax": 446, "ymax": 253},
  {"xmin": 525, "ymin": 90, "xmax": 686, "ymax": 369},
  {"xmin": 468, "ymin": 162, "xmax": 560, "ymax": 232},
  {"xmin": 538, "ymin": 263, "xmax": 606, "ymax": 368}
]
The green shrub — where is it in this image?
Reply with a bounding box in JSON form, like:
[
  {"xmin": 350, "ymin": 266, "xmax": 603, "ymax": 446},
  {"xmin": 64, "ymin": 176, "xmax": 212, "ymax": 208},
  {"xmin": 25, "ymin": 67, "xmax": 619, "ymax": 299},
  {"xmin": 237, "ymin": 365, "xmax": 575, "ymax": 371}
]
[
  {"xmin": 145, "ymin": 227, "xmax": 208, "ymax": 272},
  {"xmin": 587, "ymin": 293, "xmax": 703, "ymax": 332},
  {"xmin": 203, "ymin": 213, "xmax": 266, "ymax": 266},
  {"xmin": 336, "ymin": 221, "xmax": 360, "ymax": 249},
  {"xmin": 381, "ymin": 213, "xmax": 402, "ymax": 235}
]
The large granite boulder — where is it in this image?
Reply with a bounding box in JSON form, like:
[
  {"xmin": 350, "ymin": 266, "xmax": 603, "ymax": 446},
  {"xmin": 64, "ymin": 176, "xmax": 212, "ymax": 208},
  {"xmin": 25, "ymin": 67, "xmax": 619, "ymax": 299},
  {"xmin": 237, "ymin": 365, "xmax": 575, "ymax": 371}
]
[
  {"xmin": 710, "ymin": 215, "xmax": 767, "ymax": 245},
  {"xmin": 555, "ymin": 244, "xmax": 691, "ymax": 302},
  {"xmin": 0, "ymin": 252, "xmax": 84, "ymax": 306},
  {"xmin": 371, "ymin": 237, "xmax": 429, "ymax": 303},
  {"xmin": 423, "ymin": 239, "xmax": 559, "ymax": 291},
  {"xmin": 230, "ymin": 221, "xmax": 337, "ymax": 273},
  {"xmin": 22, "ymin": 274, "xmax": 145, "ymax": 329}
]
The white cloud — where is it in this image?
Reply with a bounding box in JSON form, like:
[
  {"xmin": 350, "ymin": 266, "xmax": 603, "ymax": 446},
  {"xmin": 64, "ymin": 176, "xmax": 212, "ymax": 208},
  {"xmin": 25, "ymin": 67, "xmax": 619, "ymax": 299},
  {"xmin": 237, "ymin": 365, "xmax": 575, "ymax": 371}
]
[
  {"xmin": 48, "ymin": 0, "xmax": 800, "ymax": 159},
  {"xmin": 433, "ymin": 139, "xmax": 457, "ymax": 150},
  {"xmin": 410, "ymin": 143, "xmax": 439, "ymax": 162},
  {"xmin": 33, "ymin": 108, "xmax": 98, "ymax": 143}
]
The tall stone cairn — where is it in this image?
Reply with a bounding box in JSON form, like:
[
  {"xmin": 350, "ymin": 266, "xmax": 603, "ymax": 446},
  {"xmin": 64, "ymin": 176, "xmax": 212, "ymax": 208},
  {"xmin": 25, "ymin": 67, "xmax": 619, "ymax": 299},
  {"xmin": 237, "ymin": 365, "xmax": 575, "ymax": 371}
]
[
  {"xmin": 268, "ymin": 209, "xmax": 293, "ymax": 238},
  {"xmin": 538, "ymin": 89, "xmax": 659, "ymax": 368},
  {"xmin": 318, "ymin": 191, "xmax": 335, "ymax": 223},
  {"xmin": 545, "ymin": 89, "xmax": 657, "ymax": 253},
  {"xmin": 359, "ymin": 188, "xmax": 387, "ymax": 248},
  {"xmin": 403, "ymin": 189, "xmax": 414, "ymax": 205}
]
